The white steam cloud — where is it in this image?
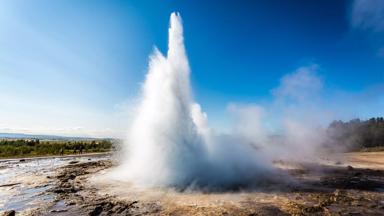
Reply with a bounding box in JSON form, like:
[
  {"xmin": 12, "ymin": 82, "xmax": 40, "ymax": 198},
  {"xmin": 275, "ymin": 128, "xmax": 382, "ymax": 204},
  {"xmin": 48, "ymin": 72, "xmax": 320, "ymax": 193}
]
[
  {"xmin": 110, "ymin": 12, "xmax": 382, "ymax": 189},
  {"xmin": 112, "ymin": 13, "xmax": 270, "ymax": 189}
]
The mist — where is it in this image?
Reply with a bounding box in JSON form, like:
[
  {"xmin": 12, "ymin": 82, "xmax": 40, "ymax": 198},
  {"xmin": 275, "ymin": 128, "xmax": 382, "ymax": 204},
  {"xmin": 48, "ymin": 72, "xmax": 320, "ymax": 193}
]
[{"xmin": 110, "ymin": 12, "xmax": 382, "ymax": 189}]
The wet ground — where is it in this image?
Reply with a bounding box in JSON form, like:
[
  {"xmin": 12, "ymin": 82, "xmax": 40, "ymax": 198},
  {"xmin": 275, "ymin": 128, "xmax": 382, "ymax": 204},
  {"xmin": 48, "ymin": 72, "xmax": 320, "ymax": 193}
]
[
  {"xmin": 1, "ymin": 152, "xmax": 384, "ymax": 215},
  {"xmin": 0, "ymin": 154, "xmax": 109, "ymax": 215}
]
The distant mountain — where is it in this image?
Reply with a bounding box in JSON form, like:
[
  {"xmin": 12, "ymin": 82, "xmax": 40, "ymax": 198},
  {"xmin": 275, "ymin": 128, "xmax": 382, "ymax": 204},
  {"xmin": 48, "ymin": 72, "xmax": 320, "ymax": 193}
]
[{"xmin": 0, "ymin": 132, "xmax": 102, "ymax": 140}]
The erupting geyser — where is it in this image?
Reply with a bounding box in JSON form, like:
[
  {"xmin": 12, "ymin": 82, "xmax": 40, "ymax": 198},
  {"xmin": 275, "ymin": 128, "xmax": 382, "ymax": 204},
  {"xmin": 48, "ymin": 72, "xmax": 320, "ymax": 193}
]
[{"xmin": 117, "ymin": 12, "xmax": 269, "ymax": 188}]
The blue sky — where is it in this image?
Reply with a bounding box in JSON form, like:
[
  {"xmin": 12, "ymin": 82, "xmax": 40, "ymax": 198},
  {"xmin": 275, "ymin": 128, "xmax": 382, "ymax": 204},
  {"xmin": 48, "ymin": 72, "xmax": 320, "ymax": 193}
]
[{"xmin": 0, "ymin": 0, "xmax": 383, "ymax": 137}]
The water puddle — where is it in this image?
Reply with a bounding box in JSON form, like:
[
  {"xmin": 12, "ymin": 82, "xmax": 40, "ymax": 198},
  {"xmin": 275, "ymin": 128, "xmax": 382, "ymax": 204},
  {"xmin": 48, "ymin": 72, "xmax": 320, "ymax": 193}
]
[{"xmin": 0, "ymin": 155, "xmax": 108, "ymax": 213}]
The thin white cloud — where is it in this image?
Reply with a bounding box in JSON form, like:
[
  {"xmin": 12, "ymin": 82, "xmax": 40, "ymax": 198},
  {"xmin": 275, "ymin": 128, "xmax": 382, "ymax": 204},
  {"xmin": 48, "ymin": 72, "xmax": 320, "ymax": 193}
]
[
  {"xmin": 351, "ymin": 0, "xmax": 384, "ymax": 32},
  {"xmin": 350, "ymin": 0, "xmax": 384, "ymax": 58},
  {"xmin": 272, "ymin": 64, "xmax": 322, "ymax": 102}
]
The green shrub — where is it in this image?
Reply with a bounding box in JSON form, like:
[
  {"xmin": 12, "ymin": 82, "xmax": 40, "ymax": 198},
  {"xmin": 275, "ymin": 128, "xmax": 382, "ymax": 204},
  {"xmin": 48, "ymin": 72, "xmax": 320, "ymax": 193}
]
[{"xmin": 0, "ymin": 139, "xmax": 114, "ymax": 158}]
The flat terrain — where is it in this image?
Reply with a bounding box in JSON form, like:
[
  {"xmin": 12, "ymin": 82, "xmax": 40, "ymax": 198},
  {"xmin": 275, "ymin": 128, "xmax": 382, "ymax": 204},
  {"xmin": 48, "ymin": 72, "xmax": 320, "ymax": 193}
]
[
  {"xmin": 343, "ymin": 152, "xmax": 384, "ymax": 169},
  {"xmin": 1, "ymin": 152, "xmax": 384, "ymax": 215}
]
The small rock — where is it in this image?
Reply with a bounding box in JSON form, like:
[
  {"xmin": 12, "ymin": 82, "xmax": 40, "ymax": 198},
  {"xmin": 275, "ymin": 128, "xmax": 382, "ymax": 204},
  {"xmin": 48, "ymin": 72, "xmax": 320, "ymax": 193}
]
[
  {"xmin": 19, "ymin": 159, "xmax": 25, "ymax": 162},
  {"xmin": 89, "ymin": 206, "xmax": 103, "ymax": 216},
  {"xmin": 347, "ymin": 165, "xmax": 354, "ymax": 171},
  {"xmin": 67, "ymin": 174, "xmax": 76, "ymax": 180},
  {"xmin": 66, "ymin": 201, "xmax": 76, "ymax": 206},
  {"xmin": 53, "ymin": 189, "xmax": 65, "ymax": 194},
  {"xmin": 69, "ymin": 161, "xmax": 79, "ymax": 164},
  {"xmin": 2, "ymin": 210, "xmax": 16, "ymax": 216},
  {"xmin": 50, "ymin": 209, "xmax": 68, "ymax": 213}
]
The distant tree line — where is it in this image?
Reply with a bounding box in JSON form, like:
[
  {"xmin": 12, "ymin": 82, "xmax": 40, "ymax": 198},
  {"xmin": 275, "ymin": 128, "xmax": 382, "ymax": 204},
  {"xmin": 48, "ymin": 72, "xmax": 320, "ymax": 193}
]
[
  {"xmin": 327, "ymin": 117, "xmax": 384, "ymax": 151},
  {"xmin": 0, "ymin": 139, "xmax": 114, "ymax": 158}
]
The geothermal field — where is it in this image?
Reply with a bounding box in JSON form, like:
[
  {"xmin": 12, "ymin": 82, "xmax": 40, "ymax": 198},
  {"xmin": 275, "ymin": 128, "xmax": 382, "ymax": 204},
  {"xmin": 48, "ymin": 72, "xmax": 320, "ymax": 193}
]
[
  {"xmin": 1, "ymin": 152, "xmax": 384, "ymax": 215},
  {"xmin": 1, "ymin": 12, "xmax": 384, "ymax": 216}
]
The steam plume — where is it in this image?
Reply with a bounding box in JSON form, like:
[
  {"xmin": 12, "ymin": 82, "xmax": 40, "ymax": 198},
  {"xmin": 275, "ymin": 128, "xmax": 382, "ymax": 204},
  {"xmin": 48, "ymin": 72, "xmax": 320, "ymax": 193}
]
[{"xmin": 116, "ymin": 13, "xmax": 269, "ymax": 188}]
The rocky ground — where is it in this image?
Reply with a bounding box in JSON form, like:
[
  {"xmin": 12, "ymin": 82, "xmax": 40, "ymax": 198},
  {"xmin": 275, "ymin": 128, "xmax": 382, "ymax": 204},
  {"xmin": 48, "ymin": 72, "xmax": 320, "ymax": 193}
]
[{"xmin": 1, "ymin": 153, "xmax": 384, "ymax": 216}]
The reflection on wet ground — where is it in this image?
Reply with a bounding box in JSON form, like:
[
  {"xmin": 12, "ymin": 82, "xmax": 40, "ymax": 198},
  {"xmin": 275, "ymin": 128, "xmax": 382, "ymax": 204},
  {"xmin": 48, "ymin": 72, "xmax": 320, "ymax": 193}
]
[
  {"xmin": 0, "ymin": 154, "xmax": 109, "ymax": 213},
  {"xmin": 1, "ymin": 152, "xmax": 384, "ymax": 215}
]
